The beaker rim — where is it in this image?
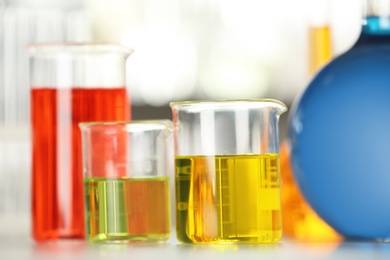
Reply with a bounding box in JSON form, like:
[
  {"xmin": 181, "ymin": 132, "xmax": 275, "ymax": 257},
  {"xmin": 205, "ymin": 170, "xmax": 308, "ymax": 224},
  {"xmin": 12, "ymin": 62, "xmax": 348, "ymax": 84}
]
[
  {"xmin": 170, "ymin": 99, "xmax": 287, "ymax": 113},
  {"xmin": 79, "ymin": 120, "xmax": 173, "ymax": 132},
  {"xmin": 27, "ymin": 42, "xmax": 133, "ymax": 57}
]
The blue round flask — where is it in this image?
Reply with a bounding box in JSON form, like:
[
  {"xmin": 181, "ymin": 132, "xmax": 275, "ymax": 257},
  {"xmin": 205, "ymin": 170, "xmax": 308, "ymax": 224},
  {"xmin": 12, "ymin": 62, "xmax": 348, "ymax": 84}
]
[{"xmin": 289, "ymin": 1, "xmax": 390, "ymax": 239}]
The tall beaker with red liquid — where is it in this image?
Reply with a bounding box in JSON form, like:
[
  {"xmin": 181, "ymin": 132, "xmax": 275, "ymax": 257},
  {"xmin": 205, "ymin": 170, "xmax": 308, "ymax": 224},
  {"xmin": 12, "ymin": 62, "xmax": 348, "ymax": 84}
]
[{"xmin": 29, "ymin": 43, "xmax": 132, "ymax": 241}]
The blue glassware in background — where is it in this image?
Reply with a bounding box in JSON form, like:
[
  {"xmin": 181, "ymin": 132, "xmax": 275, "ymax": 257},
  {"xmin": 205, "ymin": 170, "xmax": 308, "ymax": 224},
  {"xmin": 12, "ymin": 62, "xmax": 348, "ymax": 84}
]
[{"xmin": 289, "ymin": 0, "xmax": 390, "ymax": 240}]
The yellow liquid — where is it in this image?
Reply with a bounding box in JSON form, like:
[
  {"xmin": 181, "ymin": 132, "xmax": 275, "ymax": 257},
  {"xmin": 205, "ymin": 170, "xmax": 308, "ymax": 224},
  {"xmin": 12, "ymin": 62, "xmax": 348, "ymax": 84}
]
[
  {"xmin": 175, "ymin": 154, "xmax": 282, "ymax": 244},
  {"xmin": 85, "ymin": 176, "xmax": 171, "ymax": 243},
  {"xmin": 309, "ymin": 26, "xmax": 332, "ymax": 74}
]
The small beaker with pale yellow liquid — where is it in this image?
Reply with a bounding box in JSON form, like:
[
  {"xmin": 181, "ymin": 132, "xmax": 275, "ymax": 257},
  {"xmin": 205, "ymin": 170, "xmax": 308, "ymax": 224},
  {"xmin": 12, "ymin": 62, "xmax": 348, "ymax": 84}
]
[{"xmin": 79, "ymin": 120, "xmax": 172, "ymax": 243}]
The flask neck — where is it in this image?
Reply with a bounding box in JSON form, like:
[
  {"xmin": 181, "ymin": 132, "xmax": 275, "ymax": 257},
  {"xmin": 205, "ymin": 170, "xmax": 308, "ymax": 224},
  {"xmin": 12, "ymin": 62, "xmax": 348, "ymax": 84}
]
[{"xmin": 361, "ymin": 0, "xmax": 390, "ymax": 35}]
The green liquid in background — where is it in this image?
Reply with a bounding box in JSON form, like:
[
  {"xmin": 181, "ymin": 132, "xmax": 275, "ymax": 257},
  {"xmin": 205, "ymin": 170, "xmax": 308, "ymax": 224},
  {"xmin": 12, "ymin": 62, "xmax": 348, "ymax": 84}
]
[{"xmin": 84, "ymin": 176, "xmax": 171, "ymax": 243}]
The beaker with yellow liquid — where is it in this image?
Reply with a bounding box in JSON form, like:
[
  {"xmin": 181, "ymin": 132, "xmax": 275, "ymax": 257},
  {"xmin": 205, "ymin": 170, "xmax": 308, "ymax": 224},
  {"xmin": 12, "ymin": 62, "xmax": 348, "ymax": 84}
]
[{"xmin": 170, "ymin": 99, "xmax": 287, "ymax": 244}]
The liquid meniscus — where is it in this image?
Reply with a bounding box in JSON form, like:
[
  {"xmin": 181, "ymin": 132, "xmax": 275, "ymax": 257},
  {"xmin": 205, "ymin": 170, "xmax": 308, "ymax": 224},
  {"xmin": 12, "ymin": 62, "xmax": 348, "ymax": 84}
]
[
  {"xmin": 85, "ymin": 176, "xmax": 171, "ymax": 243},
  {"xmin": 175, "ymin": 154, "xmax": 282, "ymax": 244}
]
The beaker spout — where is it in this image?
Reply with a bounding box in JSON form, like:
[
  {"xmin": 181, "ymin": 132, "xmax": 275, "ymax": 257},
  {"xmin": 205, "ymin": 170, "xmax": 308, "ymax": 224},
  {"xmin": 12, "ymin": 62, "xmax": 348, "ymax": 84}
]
[{"xmin": 269, "ymin": 99, "xmax": 288, "ymax": 116}]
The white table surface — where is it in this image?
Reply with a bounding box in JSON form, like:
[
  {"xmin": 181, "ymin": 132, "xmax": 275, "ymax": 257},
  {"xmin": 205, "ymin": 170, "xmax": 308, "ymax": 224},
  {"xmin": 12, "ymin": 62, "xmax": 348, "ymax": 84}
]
[{"xmin": 2, "ymin": 229, "xmax": 390, "ymax": 260}]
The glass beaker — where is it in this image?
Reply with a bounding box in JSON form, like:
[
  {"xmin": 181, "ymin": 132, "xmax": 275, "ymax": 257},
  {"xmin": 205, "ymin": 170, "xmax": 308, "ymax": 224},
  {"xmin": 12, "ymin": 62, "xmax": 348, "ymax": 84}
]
[
  {"xmin": 79, "ymin": 120, "xmax": 172, "ymax": 243},
  {"xmin": 170, "ymin": 99, "xmax": 287, "ymax": 244},
  {"xmin": 29, "ymin": 43, "xmax": 132, "ymax": 241}
]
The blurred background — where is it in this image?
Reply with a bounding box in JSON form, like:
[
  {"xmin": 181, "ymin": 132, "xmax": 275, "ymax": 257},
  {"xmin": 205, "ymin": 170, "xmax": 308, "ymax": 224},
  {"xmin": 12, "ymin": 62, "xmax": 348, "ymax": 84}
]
[{"xmin": 0, "ymin": 0, "xmax": 361, "ymax": 235}]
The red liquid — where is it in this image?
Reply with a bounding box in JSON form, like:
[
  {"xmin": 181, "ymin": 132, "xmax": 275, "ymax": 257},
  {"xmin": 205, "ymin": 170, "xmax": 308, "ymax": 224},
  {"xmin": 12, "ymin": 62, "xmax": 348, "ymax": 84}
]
[{"xmin": 31, "ymin": 87, "xmax": 130, "ymax": 241}]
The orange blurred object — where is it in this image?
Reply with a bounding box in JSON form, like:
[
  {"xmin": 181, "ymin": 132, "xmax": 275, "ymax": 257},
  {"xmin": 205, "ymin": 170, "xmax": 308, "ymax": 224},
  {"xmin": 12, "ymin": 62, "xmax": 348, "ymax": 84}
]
[
  {"xmin": 280, "ymin": 142, "xmax": 342, "ymax": 241},
  {"xmin": 279, "ymin": 3, "xmax": 343, "ymax": 240}
]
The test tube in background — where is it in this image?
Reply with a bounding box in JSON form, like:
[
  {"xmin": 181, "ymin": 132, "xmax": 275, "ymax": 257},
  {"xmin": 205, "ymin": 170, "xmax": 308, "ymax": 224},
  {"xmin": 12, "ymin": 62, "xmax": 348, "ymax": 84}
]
[
  {"xmin": 0, "ymin": 0, "xmax": 91, "ymax": 234},
  {"xmin": 308, "ymin": 0, "xmax": 333, "ymax": 74}
]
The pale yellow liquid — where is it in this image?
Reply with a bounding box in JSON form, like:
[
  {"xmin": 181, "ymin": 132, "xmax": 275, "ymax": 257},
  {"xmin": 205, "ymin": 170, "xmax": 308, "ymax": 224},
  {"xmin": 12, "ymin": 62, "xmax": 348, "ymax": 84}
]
[
  {"xmin": 85, "ymin": 176, "xmax": 171, "ymax": 243},
  {"xmin": 175, "ymin": 154, "xmax": 282, "ymax": 244}
]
